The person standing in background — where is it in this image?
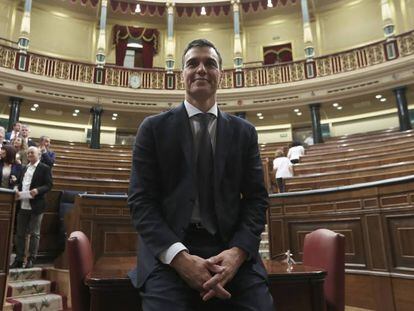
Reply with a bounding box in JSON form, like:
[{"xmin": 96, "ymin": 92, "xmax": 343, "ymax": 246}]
[
  {"xmin": 38, "ymin": 136, "xmax": 55, "ymax": 167},
  {"xmin": 10, "ymin": 146, "xmax": 53, "ymax": 269},
  {"xmin": 287, "ymin": 141, "xmax": 305, "ymax": 164},
  {"xmin": 273, "ymin": 149, "xmax": 293, "ymax": 193}
]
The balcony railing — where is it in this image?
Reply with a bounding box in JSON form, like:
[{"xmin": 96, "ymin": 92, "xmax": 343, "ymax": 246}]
[{"xmin": 0, "ymin": 30, "xmax": 413, "ymax": 90}]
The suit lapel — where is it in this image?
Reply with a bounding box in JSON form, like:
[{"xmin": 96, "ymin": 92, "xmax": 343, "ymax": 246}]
[
  {"xmin": 174, "ymin": 103, "xmax": 194, "ymax": 167},
  {"xmin": 215, "ymin": 110, "xmax": 232, "ymax": 185}
]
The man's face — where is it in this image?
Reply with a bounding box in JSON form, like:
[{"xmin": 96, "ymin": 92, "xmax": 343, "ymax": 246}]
[
  {"xmin": 27, "ymin": 147, "xmax": 39, "ymax": 163},
  {"xmin": 21, "ymin": 127, "xmax": 29, "ymax": 138},
  {"xmin": 182, "ymin": 46, "xmax": 222, "ymax": 102},
  {"xmin": 14, "ymin": 123, "xmax": 21, "ymax": 132},
  {"xmin": 41, "ymin": 138, "xmax": 51, "ymax": 148}
]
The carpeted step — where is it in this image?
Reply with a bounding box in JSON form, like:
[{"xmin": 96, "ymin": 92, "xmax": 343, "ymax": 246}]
[
  {"xmin": 8, "ymin": 267, "xmax": 43, "ymax": 282},
  {"xmin": 6, "ymin": 293, "xmax": 67, "ymax": 311},
  {"xmin": 7, "ymin": 279, "xmax": 54, "ymax": 298}
]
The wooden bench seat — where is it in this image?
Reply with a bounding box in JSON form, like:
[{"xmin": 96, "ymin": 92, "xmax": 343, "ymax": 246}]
[
  {"xmin": 285, "ymin": 163, "xmax": 414, "ymax": 191},
  {"xmin": 52, "ymin": 147, "xmax": 132, "ymax": 158},
  {"xmin": 293, "ymin": 148, "xmax": 414, "ymax": 175},
  {"xmin": 301, "ymin": 137, "xmax": 414, "ymax": 162},
  {"xmin": 53, "ymin": 167, "xmax": 130, "ymax": 179},
  {"xmin": 305, "ymin": 132, "xmax": 414, "ymax": 155},
  {"xmin": 55, "ymin": 156, "xmax": 132, "ymax": 168}
]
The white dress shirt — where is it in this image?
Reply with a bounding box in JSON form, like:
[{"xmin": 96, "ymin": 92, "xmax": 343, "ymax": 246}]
[
  {"xmin": 21, "ymin": 160, "xmax": 40, "ymax": 210},
  {"xmin": 159, "ymin": 101, "xmax": 218, "ymax": 265}
]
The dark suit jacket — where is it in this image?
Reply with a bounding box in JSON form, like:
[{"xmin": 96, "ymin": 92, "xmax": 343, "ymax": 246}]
[
  {"xmin": 0, "ymin": 162, "xmax": 22, "ymax": 189},
  {"xmin": 17, "ymin": 162, "xmax": 53, "ymax": 215},
  {"xmin": 128, "ymin": 103, "xmax": 268, "ymax": 288}
]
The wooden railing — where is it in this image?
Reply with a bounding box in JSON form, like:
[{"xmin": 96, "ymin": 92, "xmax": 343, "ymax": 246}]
[{"xmin": 1, "ymin": 31, "xmax": 412, "ymax": 90}]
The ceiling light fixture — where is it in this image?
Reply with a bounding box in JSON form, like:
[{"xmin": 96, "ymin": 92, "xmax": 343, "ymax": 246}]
[
  {"xmin": 72, "ymin": 113, "xmax": 78, "ymax": 116},
  {"xmin": 113, "ymin": 113, "xmax": 118, "ymax": 117},
  {"xmin": 135, "ymin": 4, "xmax": 141, "ymax": 13},
  {"xmin": 337, "ymin": 106, "xmax": 343, "ymax": 110},
  {"xmin": 333, "ymin": 103, "xmax": 339, "ymax": 107},
  {"xmin": 259, "ymin": 116, "xmax": 264, "ymax": 120},
  {"xmin": 294, "ymin": 108, "xmax": 300, "ymax": 112},
  {"xmin": 375, "ymin": 94, "xmax": 382, "ymax": 99},
  {"xmin": 297, "ymin": 112, "xmax": 302, "ymax": 116},
  {"xmin": 30, "ymin": 107, "xmax": 36, "ymax": 111},
  {"xmin": 33, "ymin": 104, "xmax": 39, "ymax": 108},
  {"xmin": 201, "ymin": 6, "xmax": 207, "ymax": 15},
  {"xmin": 257, "ymin": 112, "xmax": 262, "ymax": 117},
  {"xmin": 74, "ymin": 109, "xmax": 80, "ymax": 113},
  {"xmin": 380, "ymin": 98, "xmax": 387, "ymax": 102},
  {"xmin": 267, "ymin": 0, "xmax": 273, "ymax": 7}
]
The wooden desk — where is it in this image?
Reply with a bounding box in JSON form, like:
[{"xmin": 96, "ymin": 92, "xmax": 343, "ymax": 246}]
[{"xmin": 85, "ymin": 259, "xmax": 326, "ymax": 311}]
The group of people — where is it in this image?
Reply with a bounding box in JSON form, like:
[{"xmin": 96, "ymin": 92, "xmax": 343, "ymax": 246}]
[
  {"xmin": 1, "ymin": 122, "xmax": 55, "ymax": 269},
  {"xmin": 273, "ymin": 141, "xmax": 305, "ymax": 193}
]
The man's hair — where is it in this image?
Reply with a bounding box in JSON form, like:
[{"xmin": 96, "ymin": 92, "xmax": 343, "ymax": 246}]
[
  {"xmin": 182, "ymin": 39, "xmax": 222, "ymax": 69},
  {"xmin": 40, "ymin": 135, "xmax": 50, "ymax": 142}
]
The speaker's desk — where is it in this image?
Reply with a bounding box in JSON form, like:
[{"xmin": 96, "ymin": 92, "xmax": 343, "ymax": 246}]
[{"xmin": 85, "ymin": 259, "xmax": 326, "ymax": 311}]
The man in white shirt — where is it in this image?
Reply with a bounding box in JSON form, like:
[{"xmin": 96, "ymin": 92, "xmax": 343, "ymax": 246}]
[{"xmin": 10, "ymin": 146, "xmax": 53, "ymax": 269}]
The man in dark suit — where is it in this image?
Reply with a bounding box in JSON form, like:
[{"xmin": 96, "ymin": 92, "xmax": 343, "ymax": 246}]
[
  {"xmin": 128, "ymin": 39, "xmax": 273, "ymax": 310},
  {"xmin": 10, "ymin": 146, "xmax": 53, "ymax": 269}
]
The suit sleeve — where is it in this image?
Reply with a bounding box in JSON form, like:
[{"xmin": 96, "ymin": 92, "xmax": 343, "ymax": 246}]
[
  {"xmin": 128, "ymin": 118, "xmax": 181, "ymax": 258},
  {"xmin": 36, "ymin": 165, "xmax": 53, "ymax": 195},
  {"xmin": 41, "ymin": 151, "xmax": 55, "ymax": 167},
  {"xmin": 228, "ymin": 125, "xmax": 268, "ymax": 259}
]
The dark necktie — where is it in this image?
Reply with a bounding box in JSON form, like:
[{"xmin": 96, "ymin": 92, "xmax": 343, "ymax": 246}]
[{"xmin": 197, "ymin": 113, "xmax": 216, "ymax": 234}]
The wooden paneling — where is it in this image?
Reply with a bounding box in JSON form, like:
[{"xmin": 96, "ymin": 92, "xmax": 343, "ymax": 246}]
[
  {"xmin": 0, "ymin": 190, "xmax": 17, "ymax": 311},
  {"xmin": 345, "ymin": 274, "xmax": 395, "ymax": 311},
  {"xmin": 392, "ymin": 277, "xmax": 414, "ymax": 311},
  {"xmin": 38, "ymin": 190, "xmax": 62, "ymax": 261},
  {"xmin": 63, "ymin": 194, "xmax": 135, "ymax": 269},
  {"xmin": 269, "ymin": 176, "xmax": 414, "ymax": 310},
  {"xmin": 385, "ymin": 213, "xmax": 414, "ymax": 270}
]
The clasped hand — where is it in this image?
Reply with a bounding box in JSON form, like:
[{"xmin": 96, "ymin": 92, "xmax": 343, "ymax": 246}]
[{"xmin": 170, "ymin": 247, "xmax": 247, "ymax": 302}]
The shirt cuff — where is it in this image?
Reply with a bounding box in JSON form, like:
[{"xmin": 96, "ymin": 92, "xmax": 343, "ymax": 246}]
[{"xmin": 159, "ymin": 242, "xmax": 188, "ymax": 265}]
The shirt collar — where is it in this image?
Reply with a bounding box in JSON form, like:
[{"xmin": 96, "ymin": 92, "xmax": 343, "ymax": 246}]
[
  {"xmin": 184, "ymin": 100, "xmax": 218, "ymax": 119},
  {"xmin": 28, "ymin": 160, "xmax": 40, "ymax": 168}
]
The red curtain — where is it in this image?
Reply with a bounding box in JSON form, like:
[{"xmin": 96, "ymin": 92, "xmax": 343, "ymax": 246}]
[
  {"xmin": 113, "ymin": 25, "xmax": 159, "ymax": 68},
  {"xmin": 263, "ymin": 43, "xmax": 293, "ymax": 65}
]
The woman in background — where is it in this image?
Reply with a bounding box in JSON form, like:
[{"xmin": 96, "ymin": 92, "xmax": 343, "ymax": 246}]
[
  {"xmin": 0, "ymin": 144, "xmax": 22, "ymax": 189},
  {"xmin": 13, "ymin": 137, "xmax": 28, "ymax": 166},
  {"xmin": 273, "ymin": 149, "xmax": 293, "ymax": 193}
]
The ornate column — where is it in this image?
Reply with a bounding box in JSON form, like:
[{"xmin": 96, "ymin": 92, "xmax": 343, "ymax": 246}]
[
  {"xmin": 309, "ymin": 104, "xmax": 323, "ymax": 144},
  {"xmin": 301, "ymin": 0, "xmax": 314, "ymax": 60},
  {"xmin": 231, "ymin": 0, "xmax": 244, "ymax": 87},
  {"xmin": 381, "ymin": 0, "xmax": 395, "ymax": 39},
  {"xmin": 301, "ymin": 0, "xmax": 316, "ymax": 78},
  {"xmin": 90, "ymin": 106, "xmax": 104, "ymax": 149},
  {"xmin": 96, "ymin": 0, "xmax": 108, "ymax": 67},
  {"xmin": 381, "ymin": 0, "xmax": 398, "ymax": 60},
  {"xmin": 16, "ymin": 0, "xmax": 32, "ymax": 71},
  {"xmin": 165, "ymin": 1, "xmax": 175, "ymax": 73},
  {"xmin": 95, "ymin": 0, "xmax": 108, "ymax": 84},
  {"xmin": 393, "ymin": 87, "xmax": 412, "ymax": 131},
  {"xmin": 165, "ymin": 1, "xmax": 175, "ymax": 89},
  {"xmin": 231, "ymin": 0, "xmax": 243, "ymax": 71},
  {"xmin": 8, "ymin": 97, "xmax": 22, "ymax": 132}
]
